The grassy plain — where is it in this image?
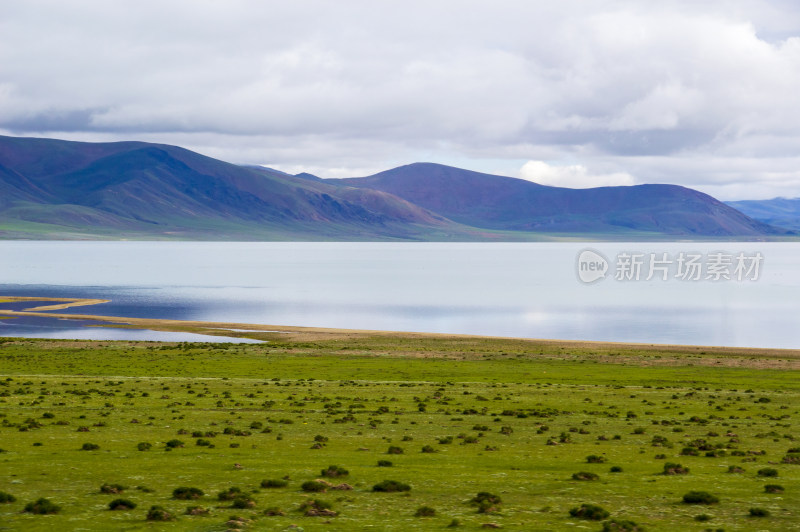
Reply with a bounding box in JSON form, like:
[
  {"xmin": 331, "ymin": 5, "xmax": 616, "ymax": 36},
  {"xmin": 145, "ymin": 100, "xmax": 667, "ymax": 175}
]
[{"xmin": 0, "ymin": 335, "xmax": 798, "ymax": 531}]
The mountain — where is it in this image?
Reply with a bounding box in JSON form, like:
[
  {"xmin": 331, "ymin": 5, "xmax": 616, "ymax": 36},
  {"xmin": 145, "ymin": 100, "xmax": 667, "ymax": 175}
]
[
  {"xmin": 0, "ymin": 135, "xmax": 788, "ymax": 240},
  {"xmin": 335, "ymin": 163, "xmax": 783, "ymax": 237},
  {"xmin": 0, "ymin": 136, "xmax": 456, "ymax": 240},
  {"xmin": 725, "ymin": 197, "xmax": 800, "ymax": 231}
]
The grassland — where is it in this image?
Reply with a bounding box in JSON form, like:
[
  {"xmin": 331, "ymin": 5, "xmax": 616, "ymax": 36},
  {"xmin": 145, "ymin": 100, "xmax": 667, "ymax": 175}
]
[{"xmin": 0, "ymin": 334, "xmax": 798, "ymax": 531}]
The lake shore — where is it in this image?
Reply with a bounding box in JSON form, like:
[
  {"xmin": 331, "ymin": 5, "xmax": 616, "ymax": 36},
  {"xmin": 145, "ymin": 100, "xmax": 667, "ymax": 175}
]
[{"xmin": 1, "ymin": 295, "xmax": 799, "ymax": 360}]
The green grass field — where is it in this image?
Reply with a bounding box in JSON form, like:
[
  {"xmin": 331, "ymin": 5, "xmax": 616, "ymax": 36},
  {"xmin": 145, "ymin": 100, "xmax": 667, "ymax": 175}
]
[{"xmin": 0, "ymin": 336, "xmax": 797, "ymax": 531}]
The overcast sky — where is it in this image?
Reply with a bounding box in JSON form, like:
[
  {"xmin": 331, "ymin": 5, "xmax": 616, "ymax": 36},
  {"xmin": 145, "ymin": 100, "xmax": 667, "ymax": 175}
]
[{"xmin": 2, "ymin": 1, "xmax": 800, "ymax": 199}]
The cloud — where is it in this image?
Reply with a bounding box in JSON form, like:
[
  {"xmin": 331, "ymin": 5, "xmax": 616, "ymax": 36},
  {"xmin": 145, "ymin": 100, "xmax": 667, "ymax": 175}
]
[
  {"xmin": 519, "ymin": 161, "xmax": 635, "ymax": 188},
  {"xmin": 1, "ymin": 1, "xmax": 800, "ymax": 199}
]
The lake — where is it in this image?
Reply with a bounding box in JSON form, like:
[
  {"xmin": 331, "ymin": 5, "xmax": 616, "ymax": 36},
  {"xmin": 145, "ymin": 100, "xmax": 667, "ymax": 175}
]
[{"xmin": 0, "ymin": 241, "xmax": 798, "ymax": 348}]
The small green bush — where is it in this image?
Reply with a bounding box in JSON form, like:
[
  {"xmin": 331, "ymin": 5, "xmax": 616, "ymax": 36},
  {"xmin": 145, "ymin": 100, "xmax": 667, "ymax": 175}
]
[
  {"xmin": 421, "ymin": 445, "xmax": 436, "ymax": 453},
  {"xmin": 0, "ymin": 491, "xmax": 17, "ymax": 504},
  {"xmin": 610, "ymin": 466, "xmax": 623, "ymax": 473},
  {"xmin": 301, "ymin": 480, "xmax": 328, "ymax": 493},
  {"xmin": 757, "ymin": 467, "xmax": 778, "ymax": 477},
  {"xmin": 24, "ymin": 498, "xmax": 61, "ymax": 514},
  {"xmin": 377, "ymin": 460, "xmax": 393, "ymax": 467},
  {"xmin": 662, "ymin": 462, "xmax": 689, "ymax": 475},
  {"xmin": 387, "ymin": 445, "xmax": 403, "ymax": 454},
  {"xmin": 185, "ymin": 506, "xmax": 209, "ymax": 515},
  {"xmin": 749, "ymin": 507, "xmax": 770, "ymax": 517},
  {"xmin": 165, "ymin": 439, "xmax": 184, "ymax": 449},
  {"xmin": 415, "ymin": 505, "xmax": 436, "ymax": 517},
  {"xmin": 136, "ymin": 442, "xmax": 152, "ymax": 451},
  {"xmin": 682, "ymin": 491, "xmax": 719, "ymax": 504},
  {"xmin": 572, "ymin": 471, "xmax": 599, "ymax": 481},
  {"xmin": 299, "ymin": 498, "xmax": 337, "ymax": 517},
  {"xmin": 321, "ymin": 465, "xmax": 349, "ymax": 478},
  {"xmin": 261, "ymin": 479, "xmax": 288, "ymax": 488},
  {"xmin": 100, "ymin": 483, "xmax": 125, "ymax": 494},
  {"xmin": 372, "ymin": 480, "xmax": 411, "ymax": 492},
  {"xmin": 568, "ymin": 503, "xmax": 609, "ymax": 520},
  {"xmin": 586, "ymin": 455, "xmax": 607, "ymax": 463},
  {"xmin": 231, "ymin": 496, "xmax": 256, "ymax": 509},
  {"xmin": 80, "ymin": 442, "xmax": 100, "ymax": 451},
  {"xmin": 172, "ymin": 486, "xmax": 204, "ymax": 500},
  {"xmin": 146, "ymin": 505, "xmax": 174, "ymax": 521},
  {"xmin": 263, "ymin": 506, "xmax": 285, "ymax": 516},
  {"xmin": 108, "ymin": 498, "xmax": 136, "ymax": 511},
  {"xmin": 694, "ymin": 514, "xmax": 712, "ymax": 522},
  {"xmin": 217, "ymin": 487, "xmax": 243, "ymax": 501},
  {"xmin": 764, "ymin": 484, "xmax": 784, "ymax": 493}
]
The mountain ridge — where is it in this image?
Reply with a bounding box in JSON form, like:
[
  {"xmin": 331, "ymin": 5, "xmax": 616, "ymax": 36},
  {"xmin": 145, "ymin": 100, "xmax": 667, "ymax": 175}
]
[
  {"xmin": 0, "ymin": 135, "xmax": 790, "ymax": 240},
  {"xmin": 336, "ymin": 162, "xmax": 782, "ymax": 237}
]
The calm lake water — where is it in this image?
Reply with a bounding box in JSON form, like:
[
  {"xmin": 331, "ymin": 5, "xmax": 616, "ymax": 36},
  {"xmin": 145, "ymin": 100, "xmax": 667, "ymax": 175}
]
[{"xmin": 0, "ymin": 241, "xmax": 798, "ymax": 348}]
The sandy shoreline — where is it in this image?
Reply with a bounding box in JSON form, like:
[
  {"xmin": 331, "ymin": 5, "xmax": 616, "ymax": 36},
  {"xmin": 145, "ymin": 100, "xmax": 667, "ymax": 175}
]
[{"xmin": 1, "ymin": 296, "xmax": 798, "ymax": 357}]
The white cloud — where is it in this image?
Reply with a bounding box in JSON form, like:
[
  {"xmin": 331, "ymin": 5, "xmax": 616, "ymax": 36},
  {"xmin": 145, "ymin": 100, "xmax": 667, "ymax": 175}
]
[
  {"xmin": 2, "ymin": 1, "xmax": 800, "ymax": 199},
  {"xmin": 519, "ymin": 161, "xmax": 635, "ymax": 188}
]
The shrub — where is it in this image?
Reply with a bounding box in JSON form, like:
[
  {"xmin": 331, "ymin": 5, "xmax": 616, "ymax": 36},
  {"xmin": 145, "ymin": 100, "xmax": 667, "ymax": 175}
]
[
  {"xmin": 261, "ymin": 479, "xmax": 288, "ymax": 488},
  {"xmin": 372, "ymin": 480, "xmax": 411, "ymax": 492},
  {"xmin": 23, "ymin": 498, "xmax": 61, "ymax": 514},
  {"xmin": 146, "ymin": 505, "xmax": 174, "ymax": 521},
  {"xmin": 299, "ymin": 498, "xmax": 337, "ymax": 517},
  {"xmin": 682, "ymin": 491, "xmax": 719, "ymax": 504},
  {"xmin": 165, "ymin": 439, "xmax": 184, "ymax": 449},
  {"xmin": 421, "ymin": 445, "xmax": 436, "ymax": 453},
  {"xmin": 757, "ymin": 467, "xmax": 778, "ymax": 477},
  {"xmin": 0, "ymin": 492, "xmax": 16, "ymax": 504},
  {"xmin": 610, "ymin": 466, "xmax": 623, "ymax": 473},
  {"xmin": 602, "ymin": 519, "xmax": 644, "ymax": 531},
  {"xmin": 377, "ymin": 460, "xmax": 393, "ymax": 467},
  {"xmin": 727, "ymin": 465, "xmax": 745, "ymax": 473},
  {"xmin": 586, "ymin": 455, "xmax": 606, "ymax": 463},
  {"xmin": 172, "ymin": 486, "xmax": 204, "ymax": 500},
  {"xmin": 100, "ymin": 483, "xmax": 125, "ymax": 494},
  {"xmin": 764, "ymin": 484, "xmax": 784, "ymax": 493},
  {"xmin": 217, "ymin": 487, "xmax": 243, "ymax": 500},
  {"xmin": 263, "ymin": 506, "xmax": 285, "ymax": 516},
  {"xmin": 749, "ymin": 507, "xmax": 770, "ymax": 517},
  {"xmin": 185, "ymin": 506, "xmax": 209, "ymax": 515},
  {"xmin": 80, "ymin": 442, "xmax": 100, "ymax": 451},
  {"xmin": 301, "ymin": 480, "xmax": 328, "ymax": 493},
  {"xmin": 662, "ymin": 462, "xmax": 689, "ymax": 475},
  {"xmin": 136, "ymin": 442, "xmax": 152, "ymax": 451},
  {"xmin": 387, "ymin": 445, "xmax": 403, "ymax": 454},
  {"xmin": 415, "ymin": 505, "xmax": 436, "ymax": 517},
  {"xmin": 694, "ymin": 514, "xmax": 712, "ymax": 522},
  {"xmin": 108, "ymin": 498, "xmax": 136, "ymax": 511},
  {"xmin": 568, "ymin": 503, "xmax": 609, "ymax": 520},
  {"xmin": 572, "ymin": 471, "xmax": 599, "ymax": 481},
  {"xmin": 471, "ymin": 491, "xmax": 501, "ymax": 513},
  {"xmin": 231, "ymin": 496, "xmax": 256, "ymax": 509},
  {"xmin": 472, "ymin": 492, "xmax": 502, "ymax": 506},
  {"xmin": 321, "ymin": 465, "xmax": 349, "ymax": 478},
  {"xmin": 781, "ymin": 452, "xmax": 800, "ymax": 464}
]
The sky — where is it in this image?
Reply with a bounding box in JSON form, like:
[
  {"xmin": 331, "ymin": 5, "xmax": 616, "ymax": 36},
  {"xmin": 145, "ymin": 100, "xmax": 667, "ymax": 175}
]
[{"xmin": 2, "ymin": 1, "xmax": 800, "ymax": 200}]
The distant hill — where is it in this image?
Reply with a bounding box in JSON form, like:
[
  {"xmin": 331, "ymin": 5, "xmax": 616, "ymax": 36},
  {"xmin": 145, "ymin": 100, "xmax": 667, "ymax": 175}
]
[
  {"xmin": 0, "ymin": 136, "xmax": 456, "ymax": 240},
  {"xmin": 726, "ymin": 197, "xmax": 800, "ymax": 231},
  {"xmin": 0, "ymin": 135, "xmax": 789, "ymax": 240},
  {"xmin": 336, "ymin": 163, "xmax": 782, "ymax": 237}
]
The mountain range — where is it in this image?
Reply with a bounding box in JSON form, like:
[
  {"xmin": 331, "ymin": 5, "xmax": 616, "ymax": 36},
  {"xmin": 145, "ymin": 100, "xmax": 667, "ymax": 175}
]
[
  {"xmin": 0, "ymin": 135, "xmax": 791, "ymax": 240},
  {"xmin": 725, "ymin": 197, "xmax": 800, "ymax": 231}
]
